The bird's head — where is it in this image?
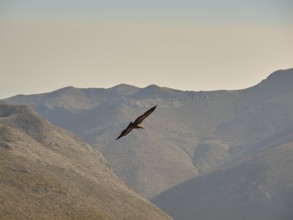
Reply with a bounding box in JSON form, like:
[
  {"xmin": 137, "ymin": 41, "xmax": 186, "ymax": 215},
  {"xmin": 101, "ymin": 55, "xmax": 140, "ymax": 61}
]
[{"xmin": 137, "ymin": 124, "xmax": 144, "ymax": 129}]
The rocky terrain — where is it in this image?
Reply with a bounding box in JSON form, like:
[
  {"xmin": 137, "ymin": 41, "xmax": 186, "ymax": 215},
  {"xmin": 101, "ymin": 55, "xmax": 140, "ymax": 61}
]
[
  {"xmin": 2, "ymin": 68, "xmax": 293, "ymax": 219},
  {"xmin": 0, "ymin": 105, "xmax": 171, "ymax": 220}
]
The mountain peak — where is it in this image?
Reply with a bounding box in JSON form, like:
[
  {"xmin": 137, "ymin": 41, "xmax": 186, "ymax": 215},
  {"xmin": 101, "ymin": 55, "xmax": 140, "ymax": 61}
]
[
  {"xmin": 144, "ymin": 84, "xmax": 160, "ymax": 89},
  {"xmin": 50, "ymin": 86, "xmax": 83, "ymax": 96},
  {"xmin": 245, "ymin": 68, "xmax": 293, "ymax": 95},
  {"xmin": 266, "ymin": 68, "xmax": 293, "ymax": 81},
  {"xmin": 136, "ymin": 84, "xmax": 178, "ymax": 98},
  {"xmin": 109, "ymin": 84, "xmax": 139, "ymax": 95}
]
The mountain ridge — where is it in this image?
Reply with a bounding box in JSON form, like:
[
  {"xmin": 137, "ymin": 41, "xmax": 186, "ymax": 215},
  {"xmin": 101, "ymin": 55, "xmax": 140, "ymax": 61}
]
[
  {"xmin": 2, "ymin": 68, "xmax": 293, "ymax": 200},
  {"xmin": 152, "ymin": 126, "xmax": 293, "ymax": 220},
  {"xmin": 0, "ymin": 104, "xmax": 172, "ymax": 219}
]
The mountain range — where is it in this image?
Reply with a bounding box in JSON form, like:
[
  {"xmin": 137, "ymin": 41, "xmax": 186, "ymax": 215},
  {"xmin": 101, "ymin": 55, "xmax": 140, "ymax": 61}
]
[
  {"xmin": 0, "ymin": 105, "xmax": 171, "ymax": 219},
  {"xmin": 2, "ymin": 68, "xmax": 293, "ymax": 219}
]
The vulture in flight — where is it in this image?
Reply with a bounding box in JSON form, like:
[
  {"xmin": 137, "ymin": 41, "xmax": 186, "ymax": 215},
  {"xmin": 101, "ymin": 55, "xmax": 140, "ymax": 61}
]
[{"xmin": 116, "ymin": 105, "xmax": 157, "ymax": 140}]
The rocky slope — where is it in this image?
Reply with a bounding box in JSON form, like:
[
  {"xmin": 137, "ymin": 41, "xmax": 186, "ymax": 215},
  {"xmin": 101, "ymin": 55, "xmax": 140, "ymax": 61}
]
[{"xmin": 0, "ymin": 105, "xmax": 171, "ymax": 220}]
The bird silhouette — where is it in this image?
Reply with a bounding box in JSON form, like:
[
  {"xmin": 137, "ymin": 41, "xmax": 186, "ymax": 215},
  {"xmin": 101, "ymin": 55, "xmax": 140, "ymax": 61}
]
[{"xmin": 116, "ymin": 105, "xmax": 157, "ymax": 140}]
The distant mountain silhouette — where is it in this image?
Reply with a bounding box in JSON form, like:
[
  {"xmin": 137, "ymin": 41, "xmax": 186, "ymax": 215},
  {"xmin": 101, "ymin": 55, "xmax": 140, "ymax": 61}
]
[
  {"xmin": 0, "ymin": 105, "xmax": 171, "ymax": 220},
  {"xmin": 2, "ymin": 68, "xmax": 293, "ymax": 203}
]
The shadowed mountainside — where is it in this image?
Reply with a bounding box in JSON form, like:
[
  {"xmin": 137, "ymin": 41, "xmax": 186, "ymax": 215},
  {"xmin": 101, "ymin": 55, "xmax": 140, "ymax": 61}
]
[
  {"xmin": 152, "ymin": 125, "xmax": 293, "ymax": 220},
  {"xmin": 0, "ymin": 105, "xmax": 171, "ymax": 220},
  {"xmin": 2, "ymin": 68, "xmax": 293, "ymax": 200}
]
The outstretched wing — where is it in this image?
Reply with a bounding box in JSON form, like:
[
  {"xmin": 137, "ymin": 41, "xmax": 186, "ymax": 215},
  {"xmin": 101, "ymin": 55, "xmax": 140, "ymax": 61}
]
[
  {"xmin": 133, "ymin": 105, "xmax": 157, "ymax": 125},
  {"xmin": 116, "ymin": 122, "xmax": 134, "ymax": 140}
]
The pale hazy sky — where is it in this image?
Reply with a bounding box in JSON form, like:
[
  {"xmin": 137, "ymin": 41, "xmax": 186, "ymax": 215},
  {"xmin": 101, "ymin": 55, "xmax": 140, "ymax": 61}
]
[{"xmin": 0, "ymin": 0, "xmax": 292, "ymax": 98}]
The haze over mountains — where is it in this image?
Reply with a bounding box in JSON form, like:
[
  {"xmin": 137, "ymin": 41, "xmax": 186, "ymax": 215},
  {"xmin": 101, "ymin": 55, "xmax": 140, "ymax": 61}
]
[
  {"xmin": 152, "ymin": 124, "xmax": 293, "ymax": 220},
  {"xmin": 2, "ymin": 68, "xmax": 293, "ymax": 219},
  {"xmin": 0, "ymin": 105, "xmax": 171, "ymax": 219}
]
